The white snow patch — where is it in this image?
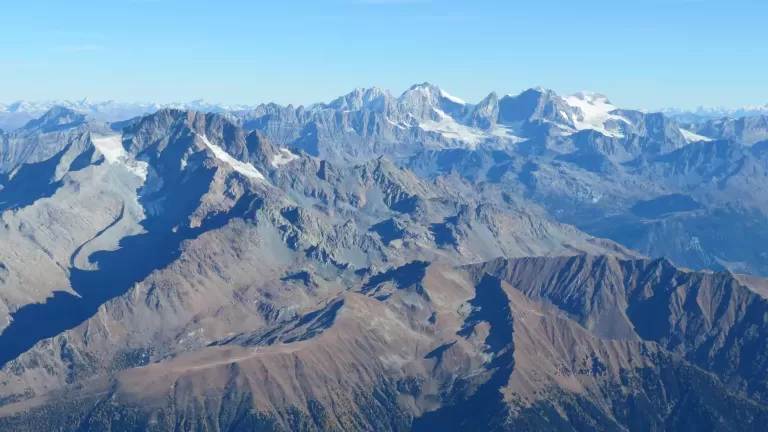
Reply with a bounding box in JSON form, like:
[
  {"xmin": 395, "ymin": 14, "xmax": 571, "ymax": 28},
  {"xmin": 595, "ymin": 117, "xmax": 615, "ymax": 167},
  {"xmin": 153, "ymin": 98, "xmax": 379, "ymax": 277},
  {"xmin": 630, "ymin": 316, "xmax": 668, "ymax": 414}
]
[
  {"xmin": 385, "ymin": 117, "xmax": 406, "ymax": 129},
  {"xmin": 563, "ymin": 92, "xmax": 630, "ymax": 138},
  {"xmin": 489, "ymin": 125, "xmax": 525, "ymax": 143},
  {"xmin": 138, "ymin": 164, "xmax": 166, "ymax": 217},
  {"xmin": 271, "ymin": 148, "xmax": 299, "ymax": 168},
  {"xmin": 440, "ymin": 89, "xmax": 465, "ymax": 104},
  {"xmin": 552, "ymin": 122, "xmax": 577, "ymax": 136},
  {"xmin": 199, "ymin": 135, "xmax": 266, "ymax": 180},
  {"xmin": 91, "ymin": 134, "xmax": 148, "ymax": 180},
  {"xmin": 418, "ymin": 108, "xmax": 485, "ymax": 147},
  {"xmin": 140, "ymin": 163, "xmax": 164, "ymax": 195},
  {"xmin": 91, "ymin": 135, "xmax": 126, "ymax": 164},
  {"xmin": 124, "ymin": 160, "xmax": 149, "ymax": 180},
  {"xmin": 679, "ymin": 128, "xmax": 713, "ymax": 143}
]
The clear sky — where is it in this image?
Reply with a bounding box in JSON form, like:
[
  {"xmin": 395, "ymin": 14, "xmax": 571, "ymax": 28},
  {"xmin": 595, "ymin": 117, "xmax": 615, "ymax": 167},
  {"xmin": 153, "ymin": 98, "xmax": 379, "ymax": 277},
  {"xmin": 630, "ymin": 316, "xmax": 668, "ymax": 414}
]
[{"xmin": 1, "ymin": 0, "xmax": 765, "ymax": 109}]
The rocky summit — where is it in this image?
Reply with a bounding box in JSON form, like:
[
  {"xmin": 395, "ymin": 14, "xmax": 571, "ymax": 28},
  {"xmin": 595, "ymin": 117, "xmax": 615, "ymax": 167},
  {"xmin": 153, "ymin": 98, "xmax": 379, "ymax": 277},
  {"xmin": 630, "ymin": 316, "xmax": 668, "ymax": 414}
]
[{"xmin": 1, "ymin": 85, "xmax": 768, "ymax": 431}]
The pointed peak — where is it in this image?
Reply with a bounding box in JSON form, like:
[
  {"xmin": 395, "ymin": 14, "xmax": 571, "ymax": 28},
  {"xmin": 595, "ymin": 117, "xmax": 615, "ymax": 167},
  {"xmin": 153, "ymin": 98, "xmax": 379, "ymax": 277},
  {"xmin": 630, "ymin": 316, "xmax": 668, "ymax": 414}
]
[
  {"xmin": 324, "ymin": 86, "xmax": 392, "ymax": 111},
  {"xmin": 439, "ymin": 89, "xmax": 465, "ymax": 105},
  {"xmin": 349, "ymin": 86, "xmax": 387, "ymax": 95},
  {"xmin": 8, "ymin": 100, "xmax": 32, "ymax": 112},
  {"xmin": 526, "ymin": 86, "xmax": 555, "ymax": 96},
  {"xmin": 401, "ymin": 82, "xmax": 443, "ymax": 98},
  {"xmin": 408, "ymin": 81, "xmax": 439, "ymax": 91},
  {"xmin": 347, "ymin": 86, "xmax": 391, "ymax": 101},
  {"xmin": 22, "ymin": 105, "xmax": 87, "ymax": 132},
  {"xmin": 400, "ymin": 82, "xmax": 465, "ymax": 105},
  {"xmin": 38, "ymin": 106, "xmax": 83, "ymax": 121},
  {"xmin": 504, "ymin": 87, "xmax": 556, "ymax": 100},
  {"xmin": 568, "ymin": 91, "xmax": 611, "ymax": 105},
  {"xmin": 480, "ymin": 91, "xmax": 499, "ymax": 103}
]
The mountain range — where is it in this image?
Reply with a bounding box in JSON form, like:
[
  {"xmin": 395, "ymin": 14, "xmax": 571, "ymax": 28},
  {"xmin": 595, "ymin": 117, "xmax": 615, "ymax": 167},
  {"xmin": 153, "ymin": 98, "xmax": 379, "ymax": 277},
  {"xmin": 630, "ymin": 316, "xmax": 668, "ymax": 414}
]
[
  {"xmin": 4, "ymin": 86, "xmax": 768, "ymax": 131},
  {"xmin": 0, "ymin": 98, "xmax": 250, "ymax": 132},
  {"xmin": 661, "ymin": 105, "xmax": 768, "ymax": 123},
  {"xmin": 216, "ymin": 83, "xmax": 768, "ymax": 276},
  {"xmin": 0, "ymin": 83, "xmax": 767, "ymax": 431}
]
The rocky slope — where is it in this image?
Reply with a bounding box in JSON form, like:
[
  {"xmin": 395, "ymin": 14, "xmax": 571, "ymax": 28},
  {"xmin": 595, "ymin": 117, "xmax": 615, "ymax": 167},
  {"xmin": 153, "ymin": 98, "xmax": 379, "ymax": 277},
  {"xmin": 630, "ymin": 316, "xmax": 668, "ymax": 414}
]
[
  {"xmin": 223, "ymin": 83, "xmax": 768, "ymax": 277},
  {"xmin": 1, "ymin": 257, "xmax": 767, "ymax": 431},
  {"xmin": 662, "ymin": 105, "xmax": 768, "ymax": 123},
  {"xmin": 1, "ymin": 93, "xmax": 768, "ymax": 431},
  {"xmin": 0, "ymin": 99, "xmax": 251, "ymax": 132},
  {"xmin": 403, "ymin": 131, "xmax": 768, "ymax": 276},
  {"xmin": 0, "ymin": 108, "xmax": 627, "ymax": 414},
  {"xmin": 232, "ymin": 84, "xmax": 699, "ymax": 166},
  {"xmin": 197, "ymin": 83, "xmax": 768, "ymax": 279}
]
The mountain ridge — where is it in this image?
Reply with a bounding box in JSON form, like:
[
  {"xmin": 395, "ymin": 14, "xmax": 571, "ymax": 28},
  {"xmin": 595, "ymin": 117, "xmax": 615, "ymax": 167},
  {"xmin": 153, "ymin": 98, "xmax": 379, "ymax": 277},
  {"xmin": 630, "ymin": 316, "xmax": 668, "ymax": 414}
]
[
  {"xmin": 2, "ymin": 91, "xmax": 768, "ymax": 430},
  {"xmin": 2, "ymin": 255, "xmax": 767, "ymax": 431}
]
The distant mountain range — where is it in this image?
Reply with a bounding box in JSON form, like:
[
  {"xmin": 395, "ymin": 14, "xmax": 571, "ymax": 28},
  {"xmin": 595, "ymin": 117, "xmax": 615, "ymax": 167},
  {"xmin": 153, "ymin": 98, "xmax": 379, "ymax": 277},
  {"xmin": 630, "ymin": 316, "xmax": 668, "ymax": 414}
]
[
  {"xmin": 661, "ymin": 104, "xmax": 768, "ymax": 123},
  {"xmin": 2, "ymin": 84, "xmax": 768, "ymax": 431},
  {"xmin": 0, "ymin": 98, "xmax": 251, "ymax": 131},
  {"xmin": 3, "ymin": 85, "xmax": 767, "ymax": 130},
  {"xmin": 4, "ymin": 83, "xmax": 768, "ymax": 275}
]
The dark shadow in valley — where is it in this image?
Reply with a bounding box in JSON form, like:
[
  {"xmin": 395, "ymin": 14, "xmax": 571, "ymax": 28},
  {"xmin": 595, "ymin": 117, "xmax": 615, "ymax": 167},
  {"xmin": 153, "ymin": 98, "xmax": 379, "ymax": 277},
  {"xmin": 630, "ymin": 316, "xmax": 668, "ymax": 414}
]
[
  {"xmin": 69, "ymin": 205, "xmax": 126, "ymax": 269},
  {"xmin": 630, "ymin": 193, "xmax": 702, "ymax": 218},
  {"xmin": 429, "ymin": 217, "xmax": 458, "ymax": 247},
  {"xmin": 0, "ymin": 148, "xmax": 264, "ymax": 368},
  {"xmin": 413, "ymin": 274, "xmax": 515, "ymax": 431},
  {"xmin": 361, "ymin": 260, "xmax": 430, "ymax": 294},
  {"xmin": 369, "ymin": 218, "xmax": 405, "ymax": 246},
  {"xmin": 0, "ymin": 144, "xmax": 71, "ymax": 212},
  {"xmin": 68, "ymin": 145, "xmax": 98, "ymax": 172}
]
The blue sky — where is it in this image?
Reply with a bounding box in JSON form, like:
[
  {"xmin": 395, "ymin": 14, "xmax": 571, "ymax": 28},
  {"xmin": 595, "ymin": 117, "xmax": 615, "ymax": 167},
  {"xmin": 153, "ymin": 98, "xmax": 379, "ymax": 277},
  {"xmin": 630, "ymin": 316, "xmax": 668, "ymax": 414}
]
[{"xmin": 1, "ymin": 0, "xmax": 765, "ymax": 109}]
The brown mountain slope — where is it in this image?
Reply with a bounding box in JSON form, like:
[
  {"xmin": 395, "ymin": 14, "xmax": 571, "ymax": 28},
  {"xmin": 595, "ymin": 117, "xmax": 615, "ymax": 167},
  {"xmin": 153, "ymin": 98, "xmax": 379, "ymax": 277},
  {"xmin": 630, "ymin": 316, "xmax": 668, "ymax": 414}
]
[
  {"xmin": 0, "ymin": 110, "xmax": 631, "ymax": 410},
  {"xmin": 2, "ymin": 258, "xmax": 767, "ymax": 431}
]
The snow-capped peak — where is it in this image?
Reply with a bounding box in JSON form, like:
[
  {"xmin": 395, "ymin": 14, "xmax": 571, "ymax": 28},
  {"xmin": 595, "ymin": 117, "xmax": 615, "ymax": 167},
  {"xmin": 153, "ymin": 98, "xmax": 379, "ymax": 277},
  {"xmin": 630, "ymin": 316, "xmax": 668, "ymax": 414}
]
[
  {"xmin": 271, "ymin": 148, "xmax": 299, "ymax": 168},
  {"xmin": 679, "ymin": 128, "xmax": 714, "ymax": 143},
  {"xmin": 90, "ymin": 133, "xmax": 149, "ymax": 180},
  {"xmin": 660, "ymin": 104, "xmax": 768, "ymax": 121},
  {"xmin": 563, "ymin": 91, "xmax": 629, "ymax": 138},
  {"xmin": 400, "ymin": 82, "xmax": 443, "ymax": 100},
  {"xmin": 568, "ymin": 91, "xmax": 612, "ymax": 105},
  {"xmin": 398, "ymin": 82, "xmax": 468, "ymax": 118},
  {"xmin": 198, "ymin": 134, "xmax": 266, "ymax": 181},
  {"xmin": 439, "ymin": 89, "xmax": 465, "ymax": 105},
  {"xmin": 0, "ymin": 99, "xmax": 258, "ymax": 117},
  {"xmin": 399, "ymin": 82, "xmax": 463, "ymax": 103},
  {"xmin": 323, "ymin": 87, "xmax": 392, "ymax": 111},
  {"xmin": 405, "ymin": 81, "xmax": 439, "ymax": 92}
]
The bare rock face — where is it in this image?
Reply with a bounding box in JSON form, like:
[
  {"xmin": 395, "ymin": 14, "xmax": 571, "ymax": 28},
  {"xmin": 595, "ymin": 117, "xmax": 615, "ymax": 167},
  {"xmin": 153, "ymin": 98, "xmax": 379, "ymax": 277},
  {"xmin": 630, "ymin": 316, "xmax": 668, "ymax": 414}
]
[
  {"xmin": 403, "ymin": 132, "xmax": 768, "ymax": 277},
  {"xmin": 13, "ymin": 85, "xmax": 768, "ymax": 280},
  {"xmin": 2, "ymin": 258, "xmax": 768, "ymax": 431},
  {"xmin": 691, "ymin": 115, "xmax": 768, "ymax": 145},
  {"xmin": 201, "ymin": 83, "xmax": 768, "ymax": 279},
  {"xmin": 1, "ymin": 106, "xmax": 767, "ymax": 431},
  {"xmin": 0, "ymin": 108, "xmax": 622, "ymax": 415}
]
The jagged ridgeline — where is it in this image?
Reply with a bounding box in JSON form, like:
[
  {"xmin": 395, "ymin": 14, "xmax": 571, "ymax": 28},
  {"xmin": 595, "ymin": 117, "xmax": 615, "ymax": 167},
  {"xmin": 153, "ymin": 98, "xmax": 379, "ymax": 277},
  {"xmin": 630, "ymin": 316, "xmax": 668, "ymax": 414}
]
[{"xmin": 0, "ymin": 85, "xmax": 767, "ymax": 431}]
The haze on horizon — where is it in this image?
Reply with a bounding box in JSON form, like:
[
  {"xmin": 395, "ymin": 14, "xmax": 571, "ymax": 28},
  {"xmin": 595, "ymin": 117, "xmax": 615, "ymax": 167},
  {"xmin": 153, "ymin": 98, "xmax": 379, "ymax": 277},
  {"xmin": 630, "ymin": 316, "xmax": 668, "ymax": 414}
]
[{"xmin": 1, "ymin": 0, "xmax": 766, "ymax": 110}]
